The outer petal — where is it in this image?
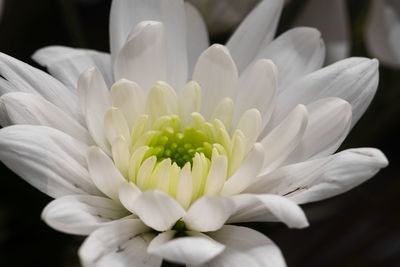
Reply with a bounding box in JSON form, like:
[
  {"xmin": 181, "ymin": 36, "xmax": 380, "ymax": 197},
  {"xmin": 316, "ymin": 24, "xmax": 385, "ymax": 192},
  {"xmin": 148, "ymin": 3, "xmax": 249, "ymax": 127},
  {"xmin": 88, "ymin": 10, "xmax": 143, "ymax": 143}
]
[
  {"xmin": 1, "ymin": 92, "xmax": 93, "ymax": 144},
  {"xmin": 247, "ymin": 148, "xmax": 388, "ymax": 204},
  {"xmin": 293, "ymin": 0, "xmax": 350, "ymax": 64},
  {"xmin": 284, "ymin": 97, "xmax": 352, "ymax": 164},
  {"xmin": 193, "ymin": 44, "xmax": 238, "ymax": 120},
  {"xmin": 222, "ymin": 143, "xmax": 265, "ymax": 196},
  {"xmin": 0, "ymin": 53, "xmax": 82, "ymax": 122},
  {"xmin": 206, "ymin": 225, "xmax": 286, "ymax": 267},
  {"xmin": 78, "ymin": 67, "xmax": 111, "ymax": 153},
  {"xmin": 32, "ymin": 46, "xmax": 113, "ymax": 88},
  {"xmin": 131, "ymin": 190, "xmax": 186, "ymax": 232},
  {"xmin": 182, "ymin": 196, "xmax": 235, "ymax": 232},
  {"xmin": 226, "ymin": 0, "xmax": 284, "ymax": 73},
  {"xmin": 42, "ymin": 195, "xmax": 129, "ymax": 235},
  {"xmin": 228, "ymin": 194, "xmax": 308, "ymax": 228},
  {"xmin": 79, "ymin": 219, "xmax": 161, "ymax": 267},
  {"xmin": 148, "ymin": 231, "xmax": 225, "ymax": 266},
  {"xmin": 114, "ymin": 21, "xmax": 167, "ymax": 92},
  {"xmin": 184, "ymin": 2, "xmax": 209, "ymax": 76},
  {"xmin": 235, "ymin": 59, "xmax": 277, "ymax": 129},
  {"xmin": 260, "ymin": 105, "xmax": 308, "ymax": 172},
  {"xmin": 0, "ymin": 125, "xmax": 100, "ymax": 198},
  {"xmin": 253, "ymin": 27, "xmax": 325, "ymax": 90},
  {"xmin": 87, "ymin": 147, "xmax": 127, "ymax": 202},
  {"xmin": 110, "ymin": 0, "xmax": 187, "ymax": 89},
  {"xmin": 366, "ymin": 0, "xmax": 400, "ymax": 67},
  {"xmin": 271, "ymin": 57, "xmax": 379, "ymax": 129}
]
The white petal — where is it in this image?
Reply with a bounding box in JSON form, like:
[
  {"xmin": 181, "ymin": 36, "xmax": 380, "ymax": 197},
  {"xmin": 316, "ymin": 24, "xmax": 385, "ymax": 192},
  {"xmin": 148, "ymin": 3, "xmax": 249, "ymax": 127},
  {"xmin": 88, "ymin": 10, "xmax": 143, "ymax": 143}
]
[
  {"xmin": 0, "ymin": 53, "xmax": 82, "ymax": 121},
  {"xmin": 285, "ymin": 97, "xmax": 352, "ymax": 163},
  {"xmin": 79, "ymin": 219, "xmax": 161, "ymax": 267},
  {"xmin": 247, "ymin": 148, "xmax": 388, "ymax": 204},
  {"xmin": 207, "ymin": 225, "xmax": 286, "ymax": 267},
  {"xmin": 253, "ymin": 27, "xmax": 325, "ymax": 90},
  {"xmin": 104, "ymin": 107, "xmax": 131, "ymax": 145},
  {"xmin": 211, "ymin": 98, "xmax": 234, "ymax": 131},
  {"xmin": 193, "ymin": 44, "xmax": 238, "ymax": 120},
  {"xmin": 182, "ymin": 196, "xmax": 235, "ymax": 232},
  {"xmin": 235, "ymin": 59, "xmax": 277, "ymax": 129},
  {"xmin": 87, "ymin": 147, "xmax": 127, "ymax": 202},
  {"xmin": 293, "ymin": 0, "xmax": 350, "ymax": 64},
  {"xmin": 42, "ymin": 195, "xmax": 129, "ymax": 235},
  {"xmin": 118, "ymin": 181, "xmax": 142, "ymax": 213},
  {"xmin": 180, "ymin": 81, "xmax": 201, "ymax": 127},
  {"xmin": 272, "ymin": 57, "xmax": 379, "ymax": 129},
  {"xmin": 111, "ymin": 136, "xmax": 131, "ymax": 177},
  {"xmin": 236, "ymin": 109, "xmax": 262, "ymax": 154},
  {"xmin": 111, "ymin": 79, "xmax": 145, "ymax": 128},
  {"xmin": 204, "ymin": 154, "xmax": 228, "ymax": 195},
  {"xmin": 1, "ymin": 92, "xmax": 93, "ymax": 144},
  {"xmin": 222, "ymin": 143, "xmax": 264, "ymax": 196},
  {"xmin": 78, "ymin": 67, "xmax": 111, "ymax": 153},
  {"xmin": 148, "ymin": 231, "xmax": 224, "ymax": 266},
  {"xmin": 32, "ymin": 45, "xmax": 113, "ymax": 88},
  {"xmin": 0, "ymin": 125, "xmax": 100, "ymax": 197},
  {"xmin": 366, "ymin": 0, "xmax": 400, "ymax": 67},
  {"xmin": 184, "ymin": 2, "xmax": 209, "ymax": 76},
  {"xmin": 114, "ymin": 21, "xmax": 167, "ymax": 91},
  {"xmin": 260, "ymin": 105, "xmax": 308, "ymax": 172},
  {"xmin": 228, "ymin": 194, "xmax": 308, "ymax": 228},
  {"xmin": 176, "ymin": 163, "xmax": 193, "ymax": 210},
  {"xmin": 110, "ymin": 0, "xmax": 187, "ymax": 89},
  {"xmin": 226, "ymin": 0, "xmax": 284, "ymax": 73},
  {"xmin": 131, "ymin": 190, "xmax": 185, "ymax": 231}
]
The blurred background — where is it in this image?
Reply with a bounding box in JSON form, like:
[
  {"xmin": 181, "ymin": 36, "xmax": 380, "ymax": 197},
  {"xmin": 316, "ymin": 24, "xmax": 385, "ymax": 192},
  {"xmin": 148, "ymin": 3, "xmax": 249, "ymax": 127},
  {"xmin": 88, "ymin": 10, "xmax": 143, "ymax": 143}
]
[{"xmin": 0, "ymin": 0, "xmax": 399, "ymax": 266}]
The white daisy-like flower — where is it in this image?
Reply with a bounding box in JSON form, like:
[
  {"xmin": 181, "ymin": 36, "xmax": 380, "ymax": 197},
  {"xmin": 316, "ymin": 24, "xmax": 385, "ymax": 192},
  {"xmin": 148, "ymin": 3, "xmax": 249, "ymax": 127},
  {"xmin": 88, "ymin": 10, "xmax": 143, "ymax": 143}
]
[{"xmin": 0, "ymin": 0, "xmax": 388, "ymax": 266}]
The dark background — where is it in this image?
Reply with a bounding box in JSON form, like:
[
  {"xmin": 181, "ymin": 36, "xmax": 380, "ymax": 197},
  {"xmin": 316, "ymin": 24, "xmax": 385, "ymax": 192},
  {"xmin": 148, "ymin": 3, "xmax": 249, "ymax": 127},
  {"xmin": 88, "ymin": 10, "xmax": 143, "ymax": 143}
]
[{"xmin": 0, "ymin": 0, "xmax": 399, "ymax": 266}]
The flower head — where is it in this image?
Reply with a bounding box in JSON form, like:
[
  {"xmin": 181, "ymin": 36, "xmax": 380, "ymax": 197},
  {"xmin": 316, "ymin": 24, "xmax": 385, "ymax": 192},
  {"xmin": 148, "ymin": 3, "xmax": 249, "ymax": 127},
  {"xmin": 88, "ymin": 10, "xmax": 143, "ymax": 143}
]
[{"xmin": 0, "ymin": 0, "xmax": 388, "ymax": 266}]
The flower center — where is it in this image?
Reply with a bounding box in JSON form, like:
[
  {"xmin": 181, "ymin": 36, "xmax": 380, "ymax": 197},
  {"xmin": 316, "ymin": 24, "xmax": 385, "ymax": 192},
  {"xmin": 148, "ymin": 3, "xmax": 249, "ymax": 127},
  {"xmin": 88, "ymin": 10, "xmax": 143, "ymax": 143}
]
[
  {"xmin": 105, "ymin": 79, "xmax": 261, "ymax": 209},
  {"xmin": 144, "ymin": 121, "xmax": 213, "ymax": 168}
]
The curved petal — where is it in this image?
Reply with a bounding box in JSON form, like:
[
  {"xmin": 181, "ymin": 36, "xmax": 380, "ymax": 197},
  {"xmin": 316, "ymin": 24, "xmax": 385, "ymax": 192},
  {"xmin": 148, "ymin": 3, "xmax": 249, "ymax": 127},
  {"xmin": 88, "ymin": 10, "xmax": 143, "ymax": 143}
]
[
  {"xmin": 78, "ymin": 67, "xmax": 111, "ymax": 153},
  {"xmin": 0, "ymin": 53, "xmax": 82, "ymax": 122},
  {"xmin": 222, "ymin": 143, "xmax": 265, "ymax": 196},
  {"xmin": 284, "ymin": 97, "xmax": 352, "ymax": 164},
  {"xmin": 32, "ymin": 45, "xmax": 113, "ymax": 88},
  {"xmin": 110, "ymin": 0, "xmax": 187, "ymax": 89},
  {"xmin": 111, "ymin": 79, "xmax": 146, "ymax": 128},
  {"xmin": 87, "ymin": 147, "xmax": 127, "ymax": 202},
  {"xmin": 114, "ymin": 21, "xmax": 167, "ymax": 92},
  {"xmin": 118, "ymin": 181, "xmax": 142, "ymax": 213},
  {"xmin": 131, "ymin": 190, "xmax": 186, "ymax": 231},
  {"xmin": 148, "ymin": 231, "xmax": 224, "ymax": 266},
  {"xmin": 260, "ymin": 105, "xmax": 308, "ymax": 172},
  {"xmin": 228, "ymin": 194, "xmax": 308, "ymax": 228},
  {"xmin": 235, "ymin": 59, "xmax": 277, "ymax": 129},
  {"xmin": 42, "ymin": 195, "xmax": 129, "ymax": 235},
  {"xmin": 79, "ymin": 219, "xmax": 161, "ymax": 267},
  {"xmin": 0, "ymin": 125, "xmax": 100, "ymax": 198},
  {"xmin": 253, "ymin": 27, "xmax": 325, "ymax": 90},
  {"xmin": 366, "ymin": 0, "xmax": 400, "ymax": 67},
  {"xmin": 184, "ymin": 2, "xmax": 209, "ymax": 76},
  {"xmin": 226, "ymin": 0, "xmax": 284, "ymax": 73},
  {"xmin": 207, "ymin": 225, "xmax": 286, "ymax": 267},
  {"xmin": 182, "ymin": 196, "xmax": 235, "ymax": 232},
  {"xmin": 271, "ymin": 57, "xmax": 379, "ymax": 129},
  {"xmin": 1, "ymin": 92, "xmax": 93, "ymax": 144},
  {"xmin": 193, "ymin": 44, "xmax": 238, "ymax": 120},
  {"xmin": 247, "ymin": 148, "xmax": 388, "ymax": 204},
  {"xmin": 293, "ymin": 0, "xmax": 350, "ymax": 64}
]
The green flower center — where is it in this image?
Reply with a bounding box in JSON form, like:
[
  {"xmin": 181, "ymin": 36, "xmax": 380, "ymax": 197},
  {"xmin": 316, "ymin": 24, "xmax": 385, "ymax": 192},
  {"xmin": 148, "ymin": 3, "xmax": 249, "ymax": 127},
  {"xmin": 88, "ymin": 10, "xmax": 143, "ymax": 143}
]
[{"xmin": 145, "ymin": 125, "xmax": 213, "ymax": 167}]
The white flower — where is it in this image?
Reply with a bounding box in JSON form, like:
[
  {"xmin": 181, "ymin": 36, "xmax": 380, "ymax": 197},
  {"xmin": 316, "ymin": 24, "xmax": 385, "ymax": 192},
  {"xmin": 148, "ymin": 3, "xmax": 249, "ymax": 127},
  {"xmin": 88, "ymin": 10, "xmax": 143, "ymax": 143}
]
[{"xmin": 0, "ymin": 0, "xmax": 388, "ymax": 266}]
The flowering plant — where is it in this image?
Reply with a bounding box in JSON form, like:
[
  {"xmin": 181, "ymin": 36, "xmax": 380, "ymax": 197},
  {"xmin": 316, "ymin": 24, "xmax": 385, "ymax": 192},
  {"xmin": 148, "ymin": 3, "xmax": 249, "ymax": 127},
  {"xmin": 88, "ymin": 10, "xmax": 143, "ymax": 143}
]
[{"xmin": 0, "ymin": 0, "xmax": 387, "ymax": 266}]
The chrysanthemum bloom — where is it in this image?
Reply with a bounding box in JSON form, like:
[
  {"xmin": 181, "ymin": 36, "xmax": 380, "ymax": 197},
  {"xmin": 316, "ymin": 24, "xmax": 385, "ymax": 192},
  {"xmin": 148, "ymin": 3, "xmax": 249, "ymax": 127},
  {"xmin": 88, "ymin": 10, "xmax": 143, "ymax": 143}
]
[{"xmin": 0, "ymin": 0, "xmax": 388, "ymax": 266}]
